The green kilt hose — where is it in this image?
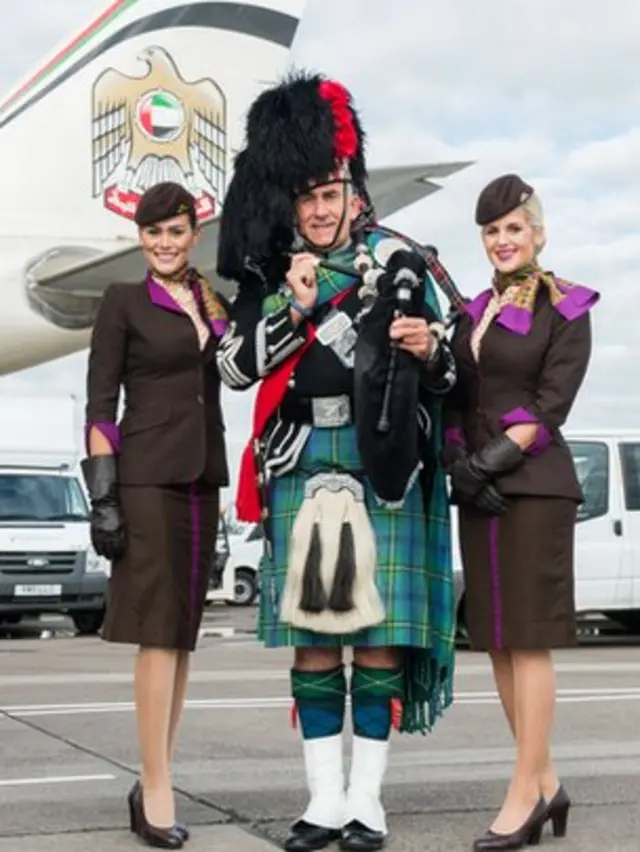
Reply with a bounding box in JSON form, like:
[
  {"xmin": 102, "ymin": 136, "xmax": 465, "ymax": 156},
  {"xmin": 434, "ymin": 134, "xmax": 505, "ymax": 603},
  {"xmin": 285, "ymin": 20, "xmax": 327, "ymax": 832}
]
[{"xmin": 259, "ymin": 422, "xmax": 456, "ymax": 734}]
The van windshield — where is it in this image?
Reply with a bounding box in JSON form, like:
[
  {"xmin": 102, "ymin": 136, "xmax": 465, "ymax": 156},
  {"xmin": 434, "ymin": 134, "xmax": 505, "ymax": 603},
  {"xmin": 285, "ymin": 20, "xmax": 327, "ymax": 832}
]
[{"xmin": 0, "ymin": 474, "xmax": 89, "ymax": 522}]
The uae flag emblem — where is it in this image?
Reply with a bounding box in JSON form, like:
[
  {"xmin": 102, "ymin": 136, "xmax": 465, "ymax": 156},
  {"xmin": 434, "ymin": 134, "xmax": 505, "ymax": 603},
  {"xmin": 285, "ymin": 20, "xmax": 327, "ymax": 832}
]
[{"xmin": 136, "ymin": 90, "xmax": 184, "ymax": 142}]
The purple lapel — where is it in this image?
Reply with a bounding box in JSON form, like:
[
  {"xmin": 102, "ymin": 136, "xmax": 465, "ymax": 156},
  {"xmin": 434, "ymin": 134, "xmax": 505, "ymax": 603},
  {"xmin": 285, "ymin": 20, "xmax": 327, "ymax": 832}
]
[
  {"xmin": 464, "ymin": 280, "xmax": 600, "ymax": 336},
  {"xmin": 464, "ymin": 289, "xmax": 492, "ymax": 326},
  {"xmin": 465, "ymin": 289, "xmax": 536, "ymax": 335},
  {"xmin": 146, "ymin": 274, "xmax": 185, "ymax": 315},
  {"xmin": 146, "ymin": 273, "xmax": 229, "ymax": 338}
]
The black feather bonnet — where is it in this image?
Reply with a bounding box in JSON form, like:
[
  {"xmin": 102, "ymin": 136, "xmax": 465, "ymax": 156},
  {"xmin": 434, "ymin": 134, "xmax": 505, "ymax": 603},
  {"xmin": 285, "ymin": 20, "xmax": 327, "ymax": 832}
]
[{"xmin": 216, "ymin": 70, "xmax": 370, "ymax": 283}]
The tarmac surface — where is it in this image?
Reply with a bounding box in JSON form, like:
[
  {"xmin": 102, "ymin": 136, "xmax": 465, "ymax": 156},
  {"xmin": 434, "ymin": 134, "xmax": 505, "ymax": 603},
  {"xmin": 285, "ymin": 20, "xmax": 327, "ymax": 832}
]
[{"xmin": 1, "ymin": 606, "xmax": 640, "ymax": 851}]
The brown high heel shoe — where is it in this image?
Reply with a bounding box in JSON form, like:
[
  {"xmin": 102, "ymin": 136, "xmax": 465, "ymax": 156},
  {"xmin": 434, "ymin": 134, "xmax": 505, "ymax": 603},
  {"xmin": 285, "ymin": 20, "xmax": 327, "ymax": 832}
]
[
  {"xmin": 473, "ymin": 797, "xmax": 547, "ymax": 850},
  {"xmin": 127, "ymin": 781, "xmax": 184, "ymax": 849},
  {"xmin": 544, "ymin": 784, "xmax": 571, "ymax": 837}
]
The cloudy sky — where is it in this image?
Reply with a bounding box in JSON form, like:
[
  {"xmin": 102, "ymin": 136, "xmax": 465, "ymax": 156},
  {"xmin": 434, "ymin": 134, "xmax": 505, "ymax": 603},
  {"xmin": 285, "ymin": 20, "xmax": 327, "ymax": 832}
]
[{"xmin": 1, "ymin": 0, "xmax": 638, "ymax": 506}]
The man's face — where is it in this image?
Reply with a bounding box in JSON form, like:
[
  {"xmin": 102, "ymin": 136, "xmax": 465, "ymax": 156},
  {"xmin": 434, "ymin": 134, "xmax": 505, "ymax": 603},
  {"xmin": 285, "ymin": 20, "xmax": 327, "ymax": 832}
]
[{"xmin": 294, "ymin": 180, "xmax": 360, "ymax": 249}]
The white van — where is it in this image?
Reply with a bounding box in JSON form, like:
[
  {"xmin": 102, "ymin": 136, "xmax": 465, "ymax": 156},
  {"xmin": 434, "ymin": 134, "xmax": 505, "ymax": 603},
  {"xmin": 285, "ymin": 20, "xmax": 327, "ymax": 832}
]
[
  {"xmin": 454, "ymin": 429, "xmax": 640, "ymax": 635},
  {"xmin": 0, "ymin": 391, "xmax": 109, "ymax": 633},
  {"xmin": 207, "ymin": 516, "xmax": 261, "ymax": 606}
]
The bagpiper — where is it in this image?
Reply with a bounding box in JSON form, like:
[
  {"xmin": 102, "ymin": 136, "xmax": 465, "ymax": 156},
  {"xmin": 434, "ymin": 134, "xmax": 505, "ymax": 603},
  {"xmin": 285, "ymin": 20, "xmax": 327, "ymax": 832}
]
[{"xmin": 215, "ymin": 70, "xmax": 461, "ymax": 851}]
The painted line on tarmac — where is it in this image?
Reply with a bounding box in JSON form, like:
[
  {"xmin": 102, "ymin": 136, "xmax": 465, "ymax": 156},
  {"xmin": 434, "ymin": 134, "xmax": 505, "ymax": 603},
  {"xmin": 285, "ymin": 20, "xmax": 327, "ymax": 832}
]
[
  {"xmin": 0, "ymin": 773, "xmax": 115, "ymax": 788},
  {"xmin": 5, "ymin": 658, "xmax": 640, "ymax": 689},
  {"xmin": 5, "ymin": 688, "xmax": 640, "ymax": 717}
]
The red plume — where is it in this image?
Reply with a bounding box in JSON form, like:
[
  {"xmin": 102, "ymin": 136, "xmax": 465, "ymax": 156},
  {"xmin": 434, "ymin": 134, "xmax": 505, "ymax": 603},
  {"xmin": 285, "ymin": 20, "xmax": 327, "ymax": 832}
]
[{"xmin": 318, "ymin": 79, "xmax": 358, "ymax": 160}]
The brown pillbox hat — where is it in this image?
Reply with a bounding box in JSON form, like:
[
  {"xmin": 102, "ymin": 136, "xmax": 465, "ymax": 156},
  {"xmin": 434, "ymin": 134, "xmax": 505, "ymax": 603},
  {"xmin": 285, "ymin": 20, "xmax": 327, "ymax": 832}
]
[
  {"xmin": 134, "ymin": 181, "xmax": 197, "ymax": 228},
  {"xmin": 475, "ymin": 173, "xmax": 534, "ymax": 226}
]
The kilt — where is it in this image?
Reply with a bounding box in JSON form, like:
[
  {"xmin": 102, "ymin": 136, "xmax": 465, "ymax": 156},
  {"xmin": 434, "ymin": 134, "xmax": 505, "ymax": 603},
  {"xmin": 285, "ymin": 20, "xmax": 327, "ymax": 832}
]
[
  {"xmin": 258, "ymin": 422, "xmax": 456, "ymax": 733},
  {"xmin": 261, "ymin": 424, "xmax": 433, "ymax": 648},
  {"xmin": 459, "ymin": 495, "xmax": 578, "ymax": 651},
  {"xmin": 101, "ymin": 480, "xmax": 219, "ymax": 651}
]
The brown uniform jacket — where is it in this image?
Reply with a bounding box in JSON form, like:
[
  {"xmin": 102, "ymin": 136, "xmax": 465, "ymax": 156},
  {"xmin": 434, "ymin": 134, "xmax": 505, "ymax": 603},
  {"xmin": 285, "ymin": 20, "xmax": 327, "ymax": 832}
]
[
  {"xmin": 85, "ymin": 277, "xmax": 230, "ymax": 487},
  {"xmin": 444, "ymin": 281, "xmax": 598, "ymax": 501}
]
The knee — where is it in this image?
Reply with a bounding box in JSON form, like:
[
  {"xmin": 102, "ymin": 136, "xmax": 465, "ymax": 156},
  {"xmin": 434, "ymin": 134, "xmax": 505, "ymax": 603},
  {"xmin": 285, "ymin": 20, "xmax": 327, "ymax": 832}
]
[
  {"xmin": 353, "ymin": 646, "xmax": 402, "ymax": 669},
  {"xmin": 295, "ymin": 646, "xmax": 343, "ymax": 672}
]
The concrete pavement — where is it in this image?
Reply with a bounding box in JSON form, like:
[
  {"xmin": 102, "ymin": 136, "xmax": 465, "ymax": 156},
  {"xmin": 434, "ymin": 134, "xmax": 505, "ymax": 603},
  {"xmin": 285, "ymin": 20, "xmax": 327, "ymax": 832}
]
[{"xmin": 1, "ymin": 609, "xmax": 640, "ymax": 850}]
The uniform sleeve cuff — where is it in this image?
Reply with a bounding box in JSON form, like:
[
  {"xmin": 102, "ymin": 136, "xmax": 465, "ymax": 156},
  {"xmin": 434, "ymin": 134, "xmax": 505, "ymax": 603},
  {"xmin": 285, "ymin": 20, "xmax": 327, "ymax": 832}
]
[
  {"xmin": 256, "ymin": 304, "xmax": 306, "ymax": 375},
  {"xmin": 84, "ymin": 421, "xmax": 121, "ymax": 454},
  {"xmin": 499, "ymin": 407, "xmax": 551, "ymax": 456}
]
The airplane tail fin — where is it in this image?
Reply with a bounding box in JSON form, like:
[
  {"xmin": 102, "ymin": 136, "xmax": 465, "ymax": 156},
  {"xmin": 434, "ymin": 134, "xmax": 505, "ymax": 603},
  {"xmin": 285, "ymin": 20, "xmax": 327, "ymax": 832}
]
[{"xmin": 0, "ymin": 0, "xmax": 306, "ymax": 238}]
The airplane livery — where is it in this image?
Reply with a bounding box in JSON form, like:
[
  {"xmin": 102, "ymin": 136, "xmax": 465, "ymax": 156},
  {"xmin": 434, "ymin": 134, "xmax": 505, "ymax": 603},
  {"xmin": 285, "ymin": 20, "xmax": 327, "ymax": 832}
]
[{"xmin": 0, "ymin": 0, "xmax": 469, "ymax": 376}]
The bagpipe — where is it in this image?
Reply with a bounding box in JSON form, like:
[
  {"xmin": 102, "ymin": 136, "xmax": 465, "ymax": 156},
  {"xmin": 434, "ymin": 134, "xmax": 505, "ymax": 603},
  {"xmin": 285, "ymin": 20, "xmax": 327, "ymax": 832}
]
[{"xmin": 314, "ymin": 225, "xmax": 468, "ymax": 505}]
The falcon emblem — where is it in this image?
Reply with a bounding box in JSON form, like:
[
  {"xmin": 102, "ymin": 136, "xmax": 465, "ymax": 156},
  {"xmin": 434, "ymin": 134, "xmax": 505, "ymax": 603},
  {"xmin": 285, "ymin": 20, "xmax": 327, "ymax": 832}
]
[{"xmin": 91, "ymin": 46, "xmax": 227, "ymax": 224}]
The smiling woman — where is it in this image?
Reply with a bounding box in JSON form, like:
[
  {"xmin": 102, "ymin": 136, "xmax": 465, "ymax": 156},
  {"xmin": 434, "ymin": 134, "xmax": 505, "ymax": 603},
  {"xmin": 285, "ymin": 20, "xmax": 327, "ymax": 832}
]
[
  {"xmin": 443, "ymin": 173, "xmax": 600, "ymax": 849},
  {"xmin": 80, "ymin": 181, "xmax": 231, "ymax": 849}
]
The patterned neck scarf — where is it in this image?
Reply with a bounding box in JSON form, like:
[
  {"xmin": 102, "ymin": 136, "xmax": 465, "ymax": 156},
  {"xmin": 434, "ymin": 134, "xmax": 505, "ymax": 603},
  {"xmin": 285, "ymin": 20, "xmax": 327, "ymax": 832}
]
[
  {"xmin": 188, "ymin": 267, "xmax": 229, "ymax": 336},
  {"xmin": 492, "ymin": 261, "xmax": 571, "ymax": 310}
]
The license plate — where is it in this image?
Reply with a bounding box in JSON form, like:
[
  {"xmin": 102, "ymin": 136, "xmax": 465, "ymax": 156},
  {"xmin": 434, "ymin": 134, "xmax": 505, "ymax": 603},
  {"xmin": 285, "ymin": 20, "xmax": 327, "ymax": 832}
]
[{"xmin": 13, "ymin": 584, "xmax": 62, "ymax": 597}]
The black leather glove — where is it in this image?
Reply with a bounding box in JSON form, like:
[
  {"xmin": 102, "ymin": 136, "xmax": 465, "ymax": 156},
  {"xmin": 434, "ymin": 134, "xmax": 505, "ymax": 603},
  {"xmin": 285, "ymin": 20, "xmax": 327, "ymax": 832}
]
[
  {"xmin": 475, "ymin": 483, "xmax": 509, "ymax": 516},
  {"xmin": 450, "ymin": 433, "xmax": 524, "ymax": 505},
  {"xmin": 81, "ymin": 454, "xmax": 126, "ymax": 561},
  {"xmin": 441, "ymin": 440, "xmax": 466, "ymax": 471}
]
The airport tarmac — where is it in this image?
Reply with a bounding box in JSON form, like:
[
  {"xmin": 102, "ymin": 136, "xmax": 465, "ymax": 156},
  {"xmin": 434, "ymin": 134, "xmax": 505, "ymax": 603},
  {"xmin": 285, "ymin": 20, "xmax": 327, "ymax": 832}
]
[{"xmin": 1, "ymin": 607, "xmax": 640, "ymax": 851}]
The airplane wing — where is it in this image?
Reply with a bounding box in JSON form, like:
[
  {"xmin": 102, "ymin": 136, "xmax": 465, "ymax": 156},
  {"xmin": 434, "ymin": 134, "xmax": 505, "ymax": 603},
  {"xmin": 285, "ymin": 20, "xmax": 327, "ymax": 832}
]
[{"xmin": 29, "ymin": 161, "xmax": 472, "ymax": 323}]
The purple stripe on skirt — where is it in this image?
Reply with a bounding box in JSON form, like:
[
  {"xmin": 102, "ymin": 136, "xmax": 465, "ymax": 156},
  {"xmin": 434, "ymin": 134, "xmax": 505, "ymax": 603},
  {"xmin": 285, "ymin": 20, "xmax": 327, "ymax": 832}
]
[
  {"xmin": 489, "ymin": 517, "xmax": 503, "ymax": 649},
  {"xmin": 189, "ymin": 483, "xmax": 201, "ymax": 638}
]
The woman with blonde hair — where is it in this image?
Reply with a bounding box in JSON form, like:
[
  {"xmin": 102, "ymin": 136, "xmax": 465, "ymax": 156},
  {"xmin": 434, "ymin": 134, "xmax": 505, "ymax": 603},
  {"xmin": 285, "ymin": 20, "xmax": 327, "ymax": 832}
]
[{"xmin": 443, "ymin": 174, "xmax": 599, "ymax": 849}]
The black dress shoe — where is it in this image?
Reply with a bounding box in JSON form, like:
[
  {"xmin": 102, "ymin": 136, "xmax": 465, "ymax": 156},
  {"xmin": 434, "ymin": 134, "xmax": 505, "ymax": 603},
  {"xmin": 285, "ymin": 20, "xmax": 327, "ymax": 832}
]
[
  {"xmin": 339, "ymin": 820, "xmax": 385, "ymax": 851},
  {"xmin": 283, "ymin": 818, "xmax": 341, "ymax": 851},
  {"xmin": 473, "ymin": 798, "xmax": 547, "ymax": 850}
]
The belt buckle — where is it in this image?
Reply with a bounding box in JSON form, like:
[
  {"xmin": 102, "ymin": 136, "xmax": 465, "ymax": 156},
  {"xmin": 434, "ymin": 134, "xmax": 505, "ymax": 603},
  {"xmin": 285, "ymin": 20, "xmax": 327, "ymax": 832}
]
[{"xmin": 311, "ymin": 395, "xmax": 351, "ymax": 428}]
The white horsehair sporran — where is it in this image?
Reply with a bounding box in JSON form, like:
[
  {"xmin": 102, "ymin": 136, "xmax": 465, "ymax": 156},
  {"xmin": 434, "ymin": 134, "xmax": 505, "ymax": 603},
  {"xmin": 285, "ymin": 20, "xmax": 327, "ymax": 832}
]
[{"xmin": 280, "ymin": 471, "xmax": 385, "ymax": 634}]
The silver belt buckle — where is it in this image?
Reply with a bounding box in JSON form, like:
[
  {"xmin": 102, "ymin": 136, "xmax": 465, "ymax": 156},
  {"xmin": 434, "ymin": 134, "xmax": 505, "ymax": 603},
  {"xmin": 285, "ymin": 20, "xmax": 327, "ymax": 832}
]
[{"xmin": 311, "ymin": 395, "xmax": 351, "ymax": 428}]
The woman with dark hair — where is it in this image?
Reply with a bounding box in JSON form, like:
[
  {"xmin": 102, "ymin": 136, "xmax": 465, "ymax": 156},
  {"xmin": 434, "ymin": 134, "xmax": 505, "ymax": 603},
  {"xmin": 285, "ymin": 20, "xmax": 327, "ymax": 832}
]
[
  {"xmin": 444, "ymin": 173, "xmax": 599, "ymax": 849},
  {"xmin": 81, "ymin": 181, "xmax": 230, "ymax": 849}
]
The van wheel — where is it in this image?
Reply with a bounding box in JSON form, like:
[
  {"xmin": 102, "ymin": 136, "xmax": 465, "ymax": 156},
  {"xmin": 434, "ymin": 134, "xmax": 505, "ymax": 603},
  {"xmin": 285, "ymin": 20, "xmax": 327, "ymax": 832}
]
[
  {"xmin": 610, "ymin": 610, "xmax": 640, "ymax": 634},
  {"xmin": 72, "ymin": 610, "xmax": 104, "ymax": 636},
  {"xmin": 229, "ymin": 568, "xmax": 258, "ymax": 607}
]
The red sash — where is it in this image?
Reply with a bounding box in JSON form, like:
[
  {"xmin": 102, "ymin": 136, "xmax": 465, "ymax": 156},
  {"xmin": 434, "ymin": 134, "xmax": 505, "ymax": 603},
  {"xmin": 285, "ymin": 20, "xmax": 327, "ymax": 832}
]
[{"xmin": 236, "ymin": 288, "xmax": 351, "ymax": 522}]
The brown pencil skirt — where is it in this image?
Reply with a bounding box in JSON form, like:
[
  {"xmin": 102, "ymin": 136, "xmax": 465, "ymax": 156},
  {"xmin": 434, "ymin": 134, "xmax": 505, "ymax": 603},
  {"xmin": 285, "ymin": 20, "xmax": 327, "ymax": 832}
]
[
  {"xmin": 101, "ymin": 480, "xmax": 219, "ymax": 651},
  {"xmin": 458, "ymin": 496, "xmax": 578, "ymax": 651}
]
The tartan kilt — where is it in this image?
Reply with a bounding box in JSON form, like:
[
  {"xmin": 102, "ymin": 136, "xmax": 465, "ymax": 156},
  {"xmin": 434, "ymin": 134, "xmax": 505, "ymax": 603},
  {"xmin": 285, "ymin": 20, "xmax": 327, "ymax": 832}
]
[{"xmin": 259, "ymin": 423, "xmax": 440, "ymax": 651}]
